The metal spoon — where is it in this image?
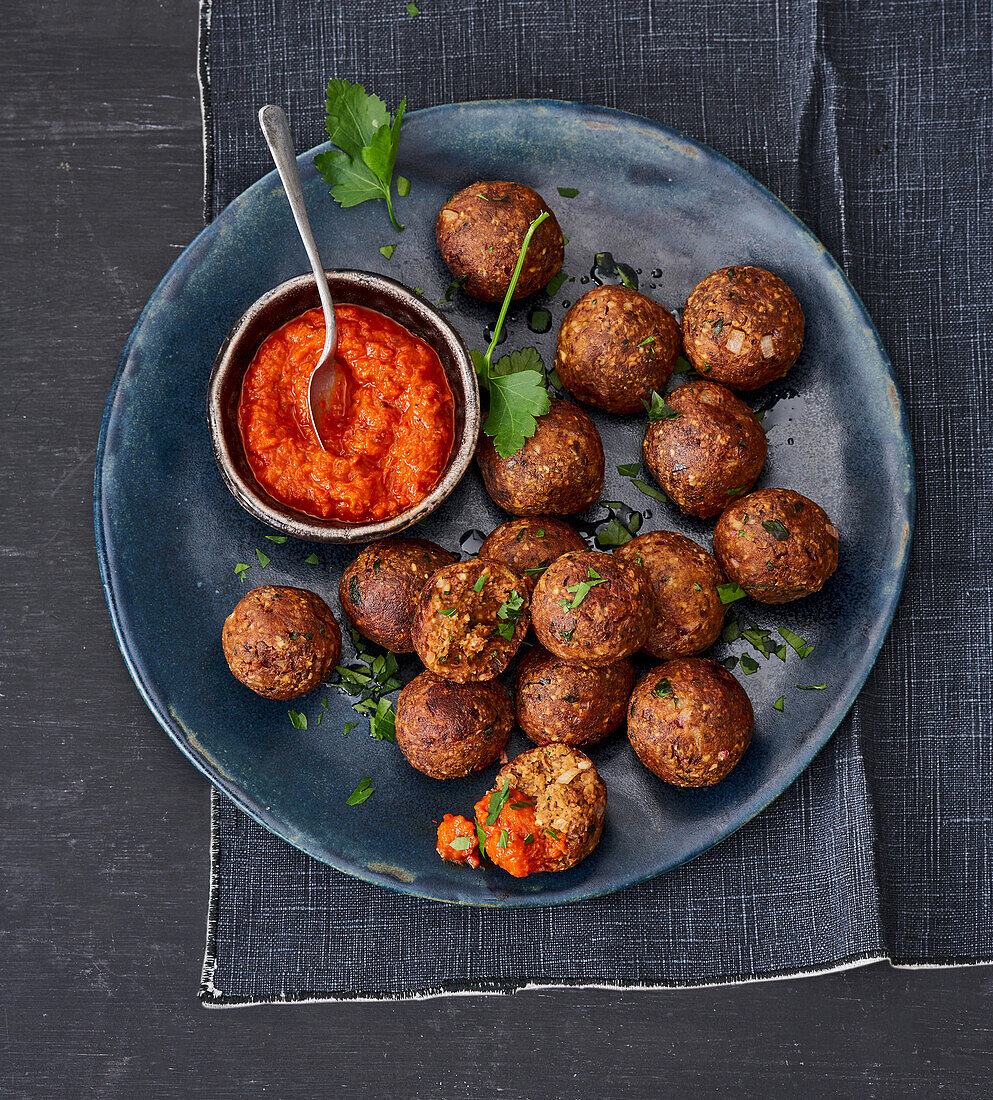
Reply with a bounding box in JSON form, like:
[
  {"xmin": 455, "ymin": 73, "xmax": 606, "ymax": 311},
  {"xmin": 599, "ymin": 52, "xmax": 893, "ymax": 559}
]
[{"xmin": 258, "ymin": 104, "xmax": 336, "ymax": 450}]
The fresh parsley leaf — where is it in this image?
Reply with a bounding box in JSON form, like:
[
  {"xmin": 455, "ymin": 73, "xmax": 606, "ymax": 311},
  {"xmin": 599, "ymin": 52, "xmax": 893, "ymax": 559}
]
[
  {"xmin": 617, "ymin": 463, "xmax": 640, "ymax": 477},
  {"xmin": 343, "ymin": 721, "xmax": 358, "ymax": 737},
  {"xmin": 288, "ymin": 710, "xmax": 308, "ymax": 730},
  {"xmin": 778, "ymin": 626, "xmax": 815, "ymax": 658},
  {"xmin": 486, "ymin": 778, "xmax": 511, "ymax": 825},
  {"xmin": 497, "ymin": 828, "xmax": 509, "ymax": 849},
  {"xmin": 545, "ymin": 272, "xmax": 568, "ymax": 296},
  {"xmin": 637, "ymin": 336, "xmax": 655, "ymax": 347},
  {"xmin": 234, "ymin": 562, "xmax": 251, "ymax": 582},
  {"xmin": 630, "ymin": 478, "xmax": 668, "ymax": 503},
  {"xmin": 740, "ymin": 654, "xmax": 760, "ymax": 675},
  {"xmin": 304, "ymin": 553, "xmax": 320, "ymax": 565},
  {"xmin": 265, "ymin": 535, "xmax": 288, "ymax": 543},
  {"xmin": 396, "ymin": 175, "xmax": 411, "ymax": 196},
  {"xmin": 596, "ymin": 517, "xmax": 634, "ymax": 548},
  {"xmin": 379, "ymin": 244, "xmax": 396, "ymax": 259},
  {"xmin": 315, "ymin": 80, "xmax": 406, "ymax": 231},
  {"xmin": 671, "ymin": 356, "xmax": 694, "ymax": 374},
  {"xmin": 762, "ymin": 519, "xmax": 790, "ymax": 540},
  {"xmin": 773, "ymin": 696, "xmax": 784, "ymax": 711},
  {"xmin": 346, "ymin": 778, "xmax": 374, "ymax": 805},
  {"xmin": 557, "ymin": 186, "xmax": 579, "ymax": 198},
  {"xmin": 255, "ymin": 548, "xmax": 270, "ymax": 567},
  {"xmin": 369, "ymin": 697, "xmax": 396, "ymax": 741},
  {"xmin": 484, "ymin": 367, "xmax": 551, "ymax": 458},
  {"xmin": 653, "ymin": 677, "xmax": 677, "ymax": 702},
  {"xmin": 643, "ymin": 390, "xmax": 681, "ymax": 422},
  {"xmin": 797, "ymin": 683, "xmax": 827, "ymax": 690},
  {"xmin": 473, "ymin": 571, "xmax": 488, "ymax": 593},
  {"xmin": 405, "ymin": 1, "xmax": 420, "ymax": 15},
  {"xmin": 449, "ymin": 836, "xmax": 473, "ymax": 851},
  {"xmin": 718, "ymin": 582, "xmax": 748, "ymax": 605},
  {"xmin": 566, "ymin": 568, "xmax": 607, "ymax": 608}
]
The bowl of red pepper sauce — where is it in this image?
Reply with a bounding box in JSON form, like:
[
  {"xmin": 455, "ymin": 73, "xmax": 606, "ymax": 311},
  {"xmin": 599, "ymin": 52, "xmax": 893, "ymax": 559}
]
[{"xmin": 208, "ymin": 271, "xmax": 480, "ymax": 542}]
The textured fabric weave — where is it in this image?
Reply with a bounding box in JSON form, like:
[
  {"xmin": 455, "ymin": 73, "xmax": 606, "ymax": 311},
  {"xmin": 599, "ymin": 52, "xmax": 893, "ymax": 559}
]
[{"xmin": 199, "ymin": 0, "xmax": 993, "ymax": 1003}]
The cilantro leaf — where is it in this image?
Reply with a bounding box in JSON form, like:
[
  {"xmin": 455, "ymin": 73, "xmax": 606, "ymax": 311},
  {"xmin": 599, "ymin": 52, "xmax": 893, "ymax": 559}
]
[
  {"xmin": 630, "ymin": 478, "xmax": 668, "ymax": 503},
  {"xmin": 557, "ymin": 186, "xmax": 579, "ymax": 198},
  {"xmin": 379, "ymin": 244, "xmax": 396, "ymax": 259},
  {"xmin": 316, "ymin": 80, "xmax": 406, "ymax": 231},
  {"xmin": 369, "ymin": 697, "xmax": 396, "ymax": 741},
  {"xmin": 643, "ymin": 390, "xmax": 681, "ymax": 422},
  {"xmin": 617, "ymin": 463, "xmax": 640, "ymax": 477},
  {"xmin": 288, "ymin": 710, "xmax": 308, "ymax": 730},
  {"xmin": 778, "ymin": 626, "xmax": 815, "ymax": 658},
  {"xmin": 718, "ymin": 582, "xmax": 748, "ymax": 605},
  {"xmin": 596, "ymin": 518, "xmax": 634, "ymax": 548}
]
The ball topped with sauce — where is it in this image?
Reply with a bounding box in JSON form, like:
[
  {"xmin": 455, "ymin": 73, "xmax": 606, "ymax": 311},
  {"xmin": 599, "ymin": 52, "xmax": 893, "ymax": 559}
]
[{"xmin": 238, "ymin": 303, "xmax": 455, "ymax": 524}]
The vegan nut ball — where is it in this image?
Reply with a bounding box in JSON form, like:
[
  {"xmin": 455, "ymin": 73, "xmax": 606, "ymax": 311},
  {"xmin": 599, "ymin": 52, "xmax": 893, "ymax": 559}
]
[
  {"xmin": 410, "ymin": 558, "xmax": 530, "ymax": 682},
  {"xmin": 555, "ymin": 286, "xmax": 682, "ymax": 413},
  {"xmin": 435, "ymin": 180, "xmax": 564, "ymax": 302},
  {"xmin": 681, "ymin": 265, "xmax": 804, "ymax": 390},
  {"xmin": 614, "ymin": 531, "xmax": 727, "ymax": 659},
  {"xmin": 515, "ymin": 646, "xmax": 635, "ymax": 747},
  {"xmin": 478, "ymin": 517, "xmax": 587, "ymax": 590},
  {"xmin": 627, "ymin": 658, "xmax": 753, "ymax": 787},
  {"xmin": 641, "ymin": 379, "xmax": 767, "ymax": 519},
  {"xmin": 531, "ymin": 549, "xmax": 654, "ymax": 666},
  {"xmin": 477, "ymin": 400, "xmax": 605, "ymax": 516},
  {"xmin": 221, "ymin": 585, "xmax": 341, "ymax": 700},
  {"xmin": 395, "ymin": 672, "xmax": 513, "ymax": 779},
  {"xmin": 712, "ymin": 487, "xmax": 839, "ymax": 604},
  {"xmin": 338, "ymin": 537, "xmax": 454, "ymax": 653}
]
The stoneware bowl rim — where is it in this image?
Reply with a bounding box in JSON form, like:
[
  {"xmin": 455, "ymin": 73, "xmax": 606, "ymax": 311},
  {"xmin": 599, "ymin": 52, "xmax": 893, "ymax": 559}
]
[{"xmin": 207, "ymin": 269, "xmax": 480, "ymax": 543}]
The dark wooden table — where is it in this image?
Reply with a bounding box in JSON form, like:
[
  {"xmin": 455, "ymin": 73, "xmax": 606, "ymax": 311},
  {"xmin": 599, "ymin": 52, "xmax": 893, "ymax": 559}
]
[{"xmin": 4, "ymin": 3, "xmax": 992, "ymax": 1096}]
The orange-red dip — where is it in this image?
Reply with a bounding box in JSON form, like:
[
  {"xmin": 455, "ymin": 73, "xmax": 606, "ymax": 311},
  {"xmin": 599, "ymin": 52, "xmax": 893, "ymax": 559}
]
[
  {"xmin": 239, "ymin": 304, "xmax": 454, "ymax": 523},
  {"xmin": 436, "ymin": 787, "xmax": 568, "ymax": 878}
]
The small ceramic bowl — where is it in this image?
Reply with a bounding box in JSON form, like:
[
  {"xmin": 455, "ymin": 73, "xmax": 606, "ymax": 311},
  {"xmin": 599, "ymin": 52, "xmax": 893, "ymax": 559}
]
[{"xmin": 207, "ymin": 270, "xmax": 480, "ymax": 543}]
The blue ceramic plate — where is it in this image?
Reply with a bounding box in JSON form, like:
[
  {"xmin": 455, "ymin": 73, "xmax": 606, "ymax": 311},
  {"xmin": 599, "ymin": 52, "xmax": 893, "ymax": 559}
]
[{"xmin": 95, "ymin": 101, "xmax": 914, "ymax": 906}]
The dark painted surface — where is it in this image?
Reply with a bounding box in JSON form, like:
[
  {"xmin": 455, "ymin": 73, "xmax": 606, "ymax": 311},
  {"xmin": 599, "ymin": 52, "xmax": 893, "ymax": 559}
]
[{"xmin": 3, "ymin": 1, "xmax": 992, "ymax": 1096}]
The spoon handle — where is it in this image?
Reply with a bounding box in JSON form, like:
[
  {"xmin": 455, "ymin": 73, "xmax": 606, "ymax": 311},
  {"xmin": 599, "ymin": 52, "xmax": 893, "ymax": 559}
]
[{"xmin": 258, "ymin": 105, "xmax": 337, "ymax": 358}]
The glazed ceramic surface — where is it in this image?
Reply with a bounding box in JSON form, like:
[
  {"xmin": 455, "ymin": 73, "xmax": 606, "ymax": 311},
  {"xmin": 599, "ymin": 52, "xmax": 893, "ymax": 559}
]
[{"xmin": 95, "ymin": 101, "xmax": 914, "ymax": 906}]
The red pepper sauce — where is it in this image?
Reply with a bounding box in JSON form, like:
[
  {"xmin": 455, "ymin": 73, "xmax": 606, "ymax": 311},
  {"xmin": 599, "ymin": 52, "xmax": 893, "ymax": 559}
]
[
  {"xmin": 435, "ymin": 788, "xmax": 568, "ymax": 878},
  {"xmin": 239, "ymin": 305, "xmax": 454, "ymax": 523}
]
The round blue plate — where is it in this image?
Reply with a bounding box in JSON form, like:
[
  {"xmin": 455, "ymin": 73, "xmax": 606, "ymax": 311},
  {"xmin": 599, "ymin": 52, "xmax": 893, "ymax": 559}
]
[{"xmin": 95, "ymin": 100, "xmax": 914, "ymax": 906}]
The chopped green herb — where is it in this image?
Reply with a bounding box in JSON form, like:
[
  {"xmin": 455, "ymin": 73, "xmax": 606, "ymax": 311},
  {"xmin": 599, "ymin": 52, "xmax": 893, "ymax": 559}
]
[
  {"xmin": 314, "ymin": 79, "xmax": 407, "ymax": 231},
  {"xmin": 638, "ymin": 336, "xmax": 655, "ymax": 347},
  {"xmin": 497, "ymin": 828, "xmax": 509, "ymax": 849},
  {"xmin": 473, "ymin": 572, "xmax": 488, "ymax": 593},
  {"xmin": 449, "ymin": 836, "xmax": 473, "ymax": 851},
  {"xmin": 693, "ymin": 582, "xmax": 702, "ymax": 591},
  {"xmin": 797, "ymin": 683, "xmax": 827, "ymax": 690},
  {"xmin": 265, "ymin": 535, "xmax": 288, "ymax": 543},
  {"xmin": 396, "ymin": 175, "xmax": 411, "ymax": 197},
  {"xmin": 726, "ymin": 486, "xmax": 747, "ymax": 496},
  {"xmin": 653, "ymin": 677, "xmax": 677, "ymax": 702},
  {"xmin": 439, "ymin": 608, "xmax": 456, "ymax": 617},
  {"xmin": 303, "ymin": 553, "xmax": 320, "ymax": 565},
  {"xmin": 718, "ymin": 582, "xmax": 748, "ymax": 605},
  {"xmin": 524, "ymin": 834, "xmax": 535, "ymax": 844},
  {"xmin": 773, "ymin": 696, "xmax": 784, "ymax": 711},
  {"xmin": 778, "ymin": 626, "xmax": 815, "ymax": 658},
  {"xmin": 740, "ymin": 654, "xmax": 760, "ymax": 675},
  {"xmin": 288, "ymin": 710, "xmax": 308, "ymax": 730},
  {"xmin": 405, "ymin": 2, "xmax": 420, "ymax": 15},
  {"xmin": 234, "ymin": 562, "xmax": 251, "ymax": 581},
  {"xmin": 475, "ymin": 820, "xmax": 487, "ymax": 853},
  {"xmin": 510, "ymin": 798, "xmax": 536, "ymax": 809},
  {"xmin": 722, "ymin": 618, "xmax": 742, "ymax": 643},
  {"xmin": 530, "ymin": 308, "xmax": 551, "ymax": 330},
  {"xmin": 596, "ymin": 517, "xmax": 634, "ymax": 548},
  {"xmin": 672, "ymin": 356, "xmax": 694, "ymax": 374},
  {"xmin": 617, "ymin": 462, "xmax": 640, "ymax": 477},
  {"xmin": 721, "ymin": 655, "xmax": 739, "ymax": 670},
  {"xmin": 631, "ymin": 478, "xmax": 668, "ymax": 503},
  {"xmin": 348, "ymin": 574, "xmax": 363, "ymax": 607},
  {"xmin": 535, "ymin": 528, "xmax": 546, "ymax": 538},
  {"xmin": 369, "ymin": 697, "xmax": 396, "ymax": 741},
  {"xmin": 486, "ymin": 778, "xmax": 511, "ymax": 825},
  {"xmin": 762, "ymin": 519, "xmax": 790, "ymax": 540},
  {"xmin": 566, "ymin": 567, "xmax": 608, "ymax": 608},
  {"xmin": 343, "ymin": 721, "xmax": 358, "ymax": 737},
  {"xmin": 545, "ymin": 272, "xmax": 568, "ymax": 297},
  {"xmin": 255, "ymin": 548, "xmax": 270, "ymax": 567},
  {"xmin": 437, "ymin": 274, "xmax": 467, "ymax": 305},
  {"xmin": 346, "ymin": 778, "xmax": 374, "ymax": 806},
  {"xmin": 379, "ymin": 244, "xmax": 396, "ymax": 259},
  {"xmin": 556, "ymin": 186, "xmax": 579, "ymax": 198},
  {"xmin": 643, "ymin": 390, "xmax": 681, "ymax": 422}
]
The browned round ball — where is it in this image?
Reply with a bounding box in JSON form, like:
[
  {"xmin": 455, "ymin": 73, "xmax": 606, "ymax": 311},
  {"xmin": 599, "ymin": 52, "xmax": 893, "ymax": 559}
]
[
  {"xmin": 478, "ymin": 517, "xmax": 587, "ymax": 591},
  {"xmin": 712, "ymin": 488, "xmax": 839, "ymax": 604},
  {"xmin": 641, "ymin": 380, "xmax": 767, "ymax": 519},
  {"xmin": 338, "ymin": 537, "xmax": 454, "ymax": 653},
  {"xmin": 516, "ymin": 646, "xmax": 635, "ymax": 747},
  {"xmin": 221, "ymin": 585, "xmax": 341, "ymax": 700},
  {"xmin": 476, "ymin": 400, "xmax": 605, "ymax": 516},
  {"xmin": 531, "ymin": 550, "xmax": 654, "ymax": 666},
  {"xmin": 614, "ymin": 531, "xmax": 726, "ymax": 659},
  {"xmin": 681, "ymin": 265, "xmax": 804, "ymax": 390},
  {"xmin": 627, "ymin": 658, "xmax": 753, "ymax": 787},
  {"xmin": 555, "ymin": 286, "xmax": 682, "ymax": 413},
  {"xmin": 395, "ymin": 672, "xmax": 513, "ymax": 779},
  {"xmin": 410, "ymin": 558, "xmax": 530, "ymax": 682},
  {"xmin": 435, "ymin": 181, "xmax": 564, "ymax": 302},
  {"xmin": 491, "ymin": 744, "xmax": 607, "ymax": 871}
]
